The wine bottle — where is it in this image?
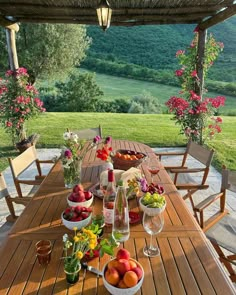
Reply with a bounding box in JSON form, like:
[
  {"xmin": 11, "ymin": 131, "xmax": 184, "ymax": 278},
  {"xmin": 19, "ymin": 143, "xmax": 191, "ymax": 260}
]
[
  {"xmin": 112, "ymin": 180, "xmax": 130, "ymax": 243},
  {"xmin": 103, "ymin": 169, "xmax": 116, "ymax": 226}
]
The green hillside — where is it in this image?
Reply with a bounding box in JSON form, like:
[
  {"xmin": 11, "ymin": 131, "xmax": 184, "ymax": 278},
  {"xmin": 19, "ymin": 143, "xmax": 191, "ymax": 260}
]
[
  {"xmin": 85, "ymin": 17, "xmax": 236, "ymax": 82},
  {"xmin": 91, "ymin": 71, "xmax": 236, "ymax": 114}
]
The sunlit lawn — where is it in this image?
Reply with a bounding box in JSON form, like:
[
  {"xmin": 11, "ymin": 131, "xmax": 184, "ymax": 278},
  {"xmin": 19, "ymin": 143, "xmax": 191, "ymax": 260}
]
[{"xmin": 0, "ymin": 113, "xmax": 236, "ymax": 172}]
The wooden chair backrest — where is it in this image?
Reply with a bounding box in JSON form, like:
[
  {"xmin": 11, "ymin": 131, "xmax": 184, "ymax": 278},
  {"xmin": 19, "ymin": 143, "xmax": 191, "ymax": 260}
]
[
  {"xmin": 222, "ymin": 168, "xmax": 236, "ymax": 193},
  {"xmin": 8, "ymin": 145, "xmax": 38, "ymax": 178},
  {"xmin": 185, "ymin": 140, "xmax": 214, "ymax": 167},
  {"xmin": 0, "ymin": 173, "xmax": 9, "ymax": 198},
  {"xmin": 73, "ymin": 125, "xmax": 102, "ymax": 140}
]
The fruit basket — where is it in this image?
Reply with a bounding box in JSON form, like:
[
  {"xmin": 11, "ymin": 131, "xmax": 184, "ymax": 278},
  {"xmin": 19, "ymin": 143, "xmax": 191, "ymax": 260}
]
[{"xmin": 111, "ymin": 149, "xmax": 147, "ymax": 171}]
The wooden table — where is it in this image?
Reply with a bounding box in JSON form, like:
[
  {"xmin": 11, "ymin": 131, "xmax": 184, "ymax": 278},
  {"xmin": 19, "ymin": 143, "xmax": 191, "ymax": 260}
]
[{"xmin": 0, "ymin": 140, "xmax": 235, "ymax": 294}]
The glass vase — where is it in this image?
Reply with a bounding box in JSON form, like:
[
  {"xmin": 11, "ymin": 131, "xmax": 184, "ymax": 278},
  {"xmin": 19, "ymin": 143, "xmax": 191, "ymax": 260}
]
[
  {"xmin": 64, "ymin": 264, "xmax": 81, "ymax": 285},
  {"xmin": 63, "ymin": 159, "xmax": 82, "ymax": 188}
]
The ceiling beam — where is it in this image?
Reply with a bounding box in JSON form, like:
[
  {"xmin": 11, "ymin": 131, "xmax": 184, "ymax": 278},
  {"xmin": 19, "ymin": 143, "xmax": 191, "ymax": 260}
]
[
  {"xmin": 0, "ymin": 4, "xmax": 229, "ymax": 17},
  {"xmin": 198, "ymin": 4, "xmax": 236, "ymax": 29}
]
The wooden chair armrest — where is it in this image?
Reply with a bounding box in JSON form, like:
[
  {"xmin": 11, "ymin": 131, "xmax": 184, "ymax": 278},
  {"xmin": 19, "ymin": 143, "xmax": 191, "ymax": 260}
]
[
  {"xmin": 155, "ymin": 151, "xmax": 185, "ymax": 157},
  {"xmin": 38, "ymin": 159, "xmax": 54, "ymax": 164},
  {"xmin": 176, "ymin": 184, "xmax": 209, "ymax": 190},
  {"xmin": 194, "ymin": 192, "xmax": 224, "ymax": 212},
  {"xmin": 17, "ymin": 179, "xmax": 42, "ymax": 185},
  {"xmin": 170, "ymin": 167, "xmax": 206, "ymax": 174},
  {"xmin": 164, "ymin": 165, "xmax": 187, "ymax": 171}
]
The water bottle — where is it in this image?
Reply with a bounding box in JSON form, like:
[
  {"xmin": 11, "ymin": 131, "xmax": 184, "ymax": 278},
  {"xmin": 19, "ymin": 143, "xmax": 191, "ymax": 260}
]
[{"xmin": 112, "ymin": 180, "xmax": 130, "ymax": 243}]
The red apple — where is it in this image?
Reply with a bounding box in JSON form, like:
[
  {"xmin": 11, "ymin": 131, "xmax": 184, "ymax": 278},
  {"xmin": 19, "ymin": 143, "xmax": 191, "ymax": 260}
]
[
  {"xmin": 73, "ymin": 184, "xmax": 84, "ymax": 193},
  {"xmin": 116, "ymin": 248, "xmax": 130, "ymax": 261},
  {"xmin": 84, "ymin": 191, "xmax": 92, "ymax": 200}
]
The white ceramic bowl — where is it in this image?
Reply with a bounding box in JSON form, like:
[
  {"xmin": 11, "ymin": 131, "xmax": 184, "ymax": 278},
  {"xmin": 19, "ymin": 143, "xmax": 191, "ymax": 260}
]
[
  {"xmin": 67, "ymin": 193, "xmax": 94, "ymax": 208},
  {"xmin": 61, "ymin": 211, "xmax": 92, "ymax": 230},
  {"xmin": 102, "ymin": 258, "xmax": 144, "ymax": 295},
  {"xmin": 139, "ymin": 197, "xmax": 166, "ymax": 216}
]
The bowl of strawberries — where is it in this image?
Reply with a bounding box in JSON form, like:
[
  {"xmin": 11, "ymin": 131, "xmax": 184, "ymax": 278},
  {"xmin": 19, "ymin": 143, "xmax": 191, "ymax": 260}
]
[
  {"xmin": 67, "ymin": 184, "xmax": 94, "ymax": 208},
  {"xmin": 61, "ymin": 206, "xmax": 92, "ymax": 230}
]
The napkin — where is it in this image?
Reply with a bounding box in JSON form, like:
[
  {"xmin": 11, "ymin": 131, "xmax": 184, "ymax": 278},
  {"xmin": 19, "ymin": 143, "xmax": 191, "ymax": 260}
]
[{"xmin": 120, "ymin": 167, "xmax": 142, "ymax": 188}]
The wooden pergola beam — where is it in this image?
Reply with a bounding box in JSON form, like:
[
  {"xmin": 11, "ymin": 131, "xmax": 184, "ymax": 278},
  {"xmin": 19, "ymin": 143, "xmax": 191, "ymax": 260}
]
[
  {"xmin": 196, "ymin": 29, "xmax": 207, "ymax": 98},
  {"xmin": 0, "ymin": 4, "xmax": 227, "ymax": 16},
  {"xmin": 6, "ymin": 28, "xmax": 19, "ymax": 71},
  {"xmin": 198, "ymin": 4, "xmax": 236, "ymax": 30}
]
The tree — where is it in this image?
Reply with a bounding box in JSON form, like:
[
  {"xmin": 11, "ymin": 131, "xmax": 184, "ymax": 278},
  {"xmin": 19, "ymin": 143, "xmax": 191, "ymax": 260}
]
[
  {"xmin": 55, "ymin": 71, "xmax": 103, "ymax": 112},
  {"xmin": 128, "ymin": 91, "xmax": 162, "ymax": 114},
  {"xmin": 0, "ymin": 24, "xmax": 90, "ymax": 79}
]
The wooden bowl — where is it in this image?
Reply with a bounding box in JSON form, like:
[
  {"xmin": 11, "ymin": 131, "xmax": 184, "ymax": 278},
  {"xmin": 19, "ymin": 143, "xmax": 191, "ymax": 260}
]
[{"xmin": 111, "ymin": 149, "xmax": 146, "ymax": 171}]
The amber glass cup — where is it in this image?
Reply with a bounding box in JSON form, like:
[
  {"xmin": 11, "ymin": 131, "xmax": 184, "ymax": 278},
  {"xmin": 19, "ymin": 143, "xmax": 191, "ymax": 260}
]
[{"xmin": 35, "ymin": 240, "xmax": 52, "ymax": 266}]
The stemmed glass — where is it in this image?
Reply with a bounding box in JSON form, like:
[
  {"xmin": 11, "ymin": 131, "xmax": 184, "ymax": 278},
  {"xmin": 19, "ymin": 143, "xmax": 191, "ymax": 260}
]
[
  {"xmin": 147, "ymin": 159, "xmax": 160, "ymax": 183},
  {"xmin": 142, "ymin": 207, "xmax": 164, "ymax": 257}
]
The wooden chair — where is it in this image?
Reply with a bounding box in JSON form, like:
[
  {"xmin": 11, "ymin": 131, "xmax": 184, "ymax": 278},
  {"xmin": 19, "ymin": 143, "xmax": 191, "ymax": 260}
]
[
  {"xmin": 203, "ymin": 167, "xmax": 236, "ymax": 283},
  {"xmin": 8, "ymin": 145, "xmax": 53, "ymax": 198},
  {"xmin": 156, "ymin": 139, "xmax": 214, "ymax": 210},
  {"xmin": 193, "ymin": 166, "xmax": 230, "ymax": 231},
  {"xmin": 0, "ymin": 173, "xmax": 31, "ymax": 222},
  {"xmin": 72, "ymin": 125, "xmax": 102, "ymax": 140}
]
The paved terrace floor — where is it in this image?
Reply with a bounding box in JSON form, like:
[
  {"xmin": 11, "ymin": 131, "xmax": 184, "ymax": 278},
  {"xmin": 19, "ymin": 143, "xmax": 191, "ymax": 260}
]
[{"xmin": 0, "ymin": 147, "xmax": 235, "ymax": 284}]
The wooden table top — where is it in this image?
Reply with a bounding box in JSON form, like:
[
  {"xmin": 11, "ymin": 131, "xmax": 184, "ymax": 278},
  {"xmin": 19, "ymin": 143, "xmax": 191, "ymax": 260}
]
[{"xmin": 0, "ymin": 140, "xmax": 235, "ymax": 294}]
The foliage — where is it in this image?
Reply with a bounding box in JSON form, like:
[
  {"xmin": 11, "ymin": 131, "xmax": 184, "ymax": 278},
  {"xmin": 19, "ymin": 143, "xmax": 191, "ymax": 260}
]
[
  {"xmin": 84, "ymin": 18, "xmax": 236, "ymax": 83},
  {"xmin": 166, "ymin": 31, "xmax": 226, "ymax": 144},
  {"xmin": 0, "ymin": 24, "xmax": 90, "ymax": 80},
  {"xmin": 54, "ymin": 72, "xmax": 103, "ymax": 112},
  {"xmin": 0, "ymin": 67, "xmax": 45, "ymax": 144},
  {"xmin": 128, "ymin": 91, "xmax": 161, "ymax": 114}
]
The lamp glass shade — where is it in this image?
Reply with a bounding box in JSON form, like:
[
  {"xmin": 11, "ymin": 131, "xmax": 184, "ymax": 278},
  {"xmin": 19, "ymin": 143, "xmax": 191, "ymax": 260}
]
[{"xmin": 96, "ymin": 0, "xmax": 112, "ymax": 31}]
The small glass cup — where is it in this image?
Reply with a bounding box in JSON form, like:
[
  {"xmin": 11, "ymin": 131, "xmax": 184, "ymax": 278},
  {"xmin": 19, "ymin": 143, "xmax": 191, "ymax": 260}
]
[{"xmin": 35, "ymin": 240, "xmax": 52, "ymax": 267}]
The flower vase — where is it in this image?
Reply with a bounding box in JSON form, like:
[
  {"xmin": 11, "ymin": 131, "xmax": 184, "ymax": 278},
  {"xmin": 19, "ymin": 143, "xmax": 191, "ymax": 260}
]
[
  {"xmin": 64, "ymin": 264, "xmax": 81, "ymax": 285},
  {"xmin": 63, "ymin": 159, "xmax": 82, "ymax": 188},
  {"xmin": 100, "ymin": 162, "xmax": 114, "ymax": 174}
]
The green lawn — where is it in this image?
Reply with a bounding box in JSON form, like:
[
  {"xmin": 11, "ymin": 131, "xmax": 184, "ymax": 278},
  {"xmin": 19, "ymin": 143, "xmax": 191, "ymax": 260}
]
[
  {"xmin": 90, "ymin": 71, "xmax": 236, "ymax": 114},
  {"xmin": 0, "ymin": 113, "xmax": 236, "ymax": 172}
]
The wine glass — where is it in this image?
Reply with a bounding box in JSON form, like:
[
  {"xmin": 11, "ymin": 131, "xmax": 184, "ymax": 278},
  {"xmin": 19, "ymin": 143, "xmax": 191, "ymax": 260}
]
[
  {"xmin": 147, "ymin": 159, "xmax": 160, "ymax": 183},
  {"xmin": 142, "ymin": 207, "xmax": 164, "ymax": 257}
]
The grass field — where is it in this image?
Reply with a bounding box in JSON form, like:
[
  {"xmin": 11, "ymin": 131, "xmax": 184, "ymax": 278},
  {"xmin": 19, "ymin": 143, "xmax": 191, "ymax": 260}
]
[
  {"xmin": 89, "ymin": 71, "xmax": 236, "ymax": 114},
  {"xmin": 0, "ymin": 113, "xmax": 236, "ymax": 172},
  {"xmin": 41, "ymin": 69, "xmax": 236, "ymax": 114}
]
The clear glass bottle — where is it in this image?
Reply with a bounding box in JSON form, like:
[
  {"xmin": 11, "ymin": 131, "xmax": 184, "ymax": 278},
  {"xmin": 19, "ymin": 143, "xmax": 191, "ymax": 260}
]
[
  {"xmin": 103, "ymin": 169, "xmax": 116, "ymax": 226},
  {"xmin": 112, "ymin": 180, "xmax": 130, "ymax": 243}
]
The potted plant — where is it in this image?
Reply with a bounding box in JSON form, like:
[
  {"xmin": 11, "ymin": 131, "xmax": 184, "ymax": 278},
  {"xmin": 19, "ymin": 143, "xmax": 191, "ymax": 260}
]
[{"xmin": 0, "ymin": 67, "xmax": 45, "ymax": 152}]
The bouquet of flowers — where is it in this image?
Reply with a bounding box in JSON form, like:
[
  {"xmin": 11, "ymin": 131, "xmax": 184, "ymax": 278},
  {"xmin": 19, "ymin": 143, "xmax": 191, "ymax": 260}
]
[
  {"xmin": 62, "ymin": 225, "xmax": 118, "ymax": 284},
  {"xmin": 60, "ymin": 131, "xmax": 112, "ymax": 187}
]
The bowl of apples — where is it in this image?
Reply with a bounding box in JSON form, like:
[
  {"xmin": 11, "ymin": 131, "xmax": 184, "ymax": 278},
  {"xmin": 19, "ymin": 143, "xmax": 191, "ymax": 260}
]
[
  {"xmin": 67, "ymin": 184, "xmax": 94, "ymax": 208},
  {"xmin": 139, "ymin": 183, "xmax": 166, "ymax": 215},
  {"xmin": 102, "ymin": 248, "xmax": 144, "ymax": 295},
  {"xmin": 61, "ymin": 206, "xmax": 92, "ymax": 230}
]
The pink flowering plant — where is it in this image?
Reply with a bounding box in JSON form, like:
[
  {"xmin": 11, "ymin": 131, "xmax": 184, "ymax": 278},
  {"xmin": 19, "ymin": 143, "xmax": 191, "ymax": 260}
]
[
  {"xmin": 166, "ymin": 30, "xmax": 226, "ymax": 145},
  {"xmin": 0, "ymin": 67, "xmax": 45, "ymax": 145}
]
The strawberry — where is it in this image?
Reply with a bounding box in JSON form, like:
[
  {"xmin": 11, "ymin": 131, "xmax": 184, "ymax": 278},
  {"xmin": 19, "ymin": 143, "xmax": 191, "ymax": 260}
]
[{"xmin": 81, "ymin": 212, "xmax": 89, "ymax": 220}]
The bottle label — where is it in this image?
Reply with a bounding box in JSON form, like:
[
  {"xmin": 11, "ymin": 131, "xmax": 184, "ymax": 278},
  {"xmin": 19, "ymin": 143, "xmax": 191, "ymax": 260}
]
[{"xmin": 103, "ymin": 207, "xmax": 114, "ymax": 224}]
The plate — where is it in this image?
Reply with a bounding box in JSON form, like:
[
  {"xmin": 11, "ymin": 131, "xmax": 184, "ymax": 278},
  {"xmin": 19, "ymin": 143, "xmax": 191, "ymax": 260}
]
[
  {"xmin": 90, "ymin": 183, "xmax": 103, "ymax": 199},
  {"xmin": 129, "ymin": 211, "xmax": 141, "ymax": 224},
  {"xmin": 90, "ymin": 183, "xmax": 137, "ymax": 200}
]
